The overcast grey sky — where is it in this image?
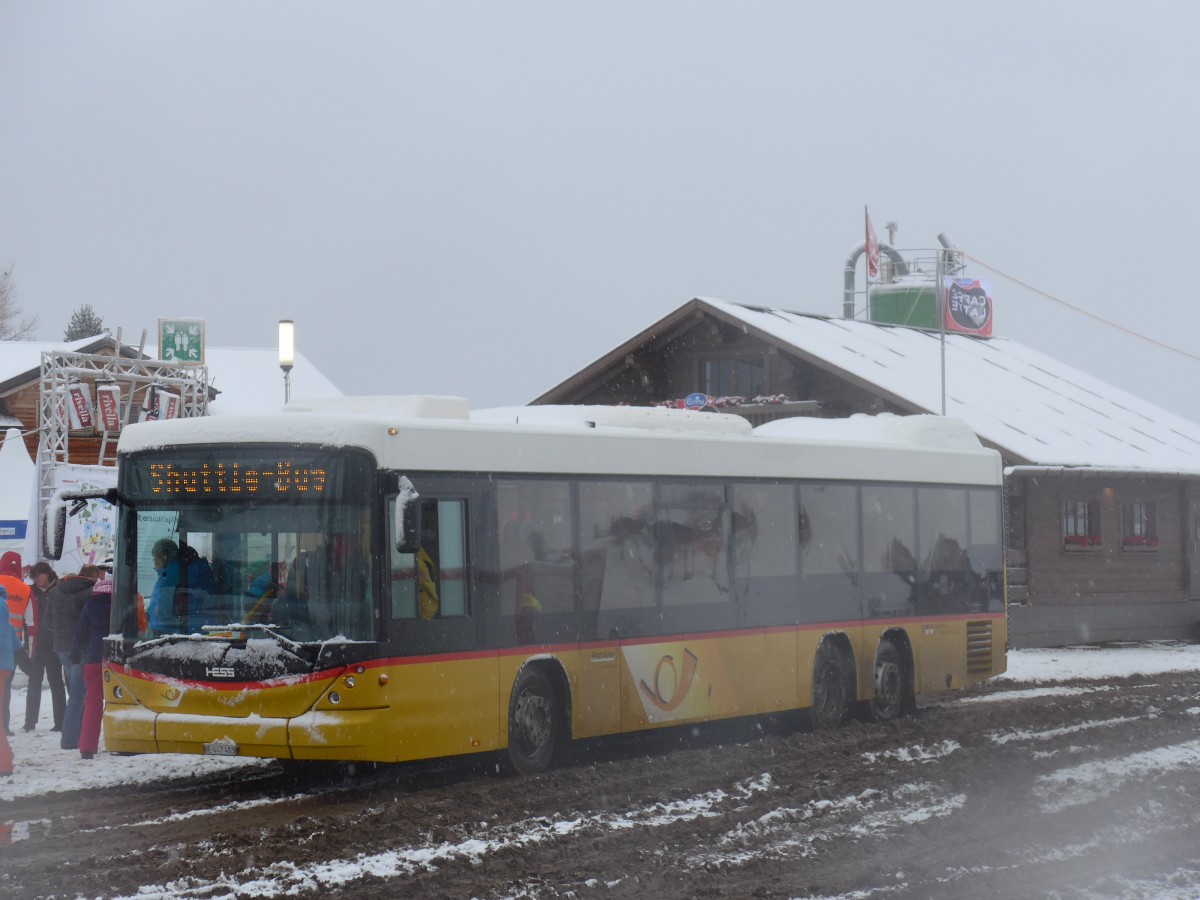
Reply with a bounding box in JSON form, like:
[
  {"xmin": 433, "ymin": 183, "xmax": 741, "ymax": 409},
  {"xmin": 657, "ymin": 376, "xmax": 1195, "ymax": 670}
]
[{"xmin": 3, "ymin": 2, "xmax": 1198, "ymax": 419}]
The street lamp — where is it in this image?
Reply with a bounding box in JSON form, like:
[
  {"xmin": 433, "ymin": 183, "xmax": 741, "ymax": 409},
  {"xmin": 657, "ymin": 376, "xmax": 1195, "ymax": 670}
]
[{"xmin": 278, "ymin": 319, "xmax": 294, "ymax": 404}]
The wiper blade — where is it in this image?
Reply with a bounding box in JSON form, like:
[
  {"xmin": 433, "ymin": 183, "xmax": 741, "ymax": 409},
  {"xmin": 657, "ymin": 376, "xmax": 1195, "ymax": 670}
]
[{"xmin": 200, "ymin": 623, "xmax": 305, "ymax": 654}]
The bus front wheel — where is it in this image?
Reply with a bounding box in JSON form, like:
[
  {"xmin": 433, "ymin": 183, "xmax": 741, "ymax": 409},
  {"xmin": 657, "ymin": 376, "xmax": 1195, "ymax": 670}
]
[
  {"xmin": 507, "ymin": 666, "xmax": 560, "ymax": 775},
  {"xmin": 811, "ymin": 641, "xmax": 852, "ymax": 730}
]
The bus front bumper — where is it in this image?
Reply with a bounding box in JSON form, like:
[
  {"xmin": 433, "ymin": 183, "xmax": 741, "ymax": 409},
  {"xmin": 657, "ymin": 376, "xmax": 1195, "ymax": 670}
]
[{"xmin": 103, "ymin": 705, "xmax": 390, "ymax": 761}]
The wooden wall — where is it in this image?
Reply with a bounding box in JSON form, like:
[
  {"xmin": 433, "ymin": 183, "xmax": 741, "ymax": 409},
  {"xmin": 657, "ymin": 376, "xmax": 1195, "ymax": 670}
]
[{"xmin": 1021, "ymin": 476, "xmax": 1187, "ymax": 605}]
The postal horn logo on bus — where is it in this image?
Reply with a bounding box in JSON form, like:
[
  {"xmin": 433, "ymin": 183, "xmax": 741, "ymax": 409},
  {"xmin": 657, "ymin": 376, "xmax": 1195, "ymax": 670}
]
[{"xmin": 638, "ymin": 648, "xmax": 699, "ymax": 712}]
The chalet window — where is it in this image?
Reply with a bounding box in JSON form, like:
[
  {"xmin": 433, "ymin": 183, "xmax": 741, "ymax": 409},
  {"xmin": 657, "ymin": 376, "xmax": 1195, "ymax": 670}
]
[
  {"xmin": 702, "ymin": 358, "xmax": 765, "ymax": 398},
  {"xmin": 1062, "ymin": 498, "xmax": 1101, "ymax": 551},
  {"xmin": 1121, "ymin": 501, "xmax": 1158, "ymax": 551}
]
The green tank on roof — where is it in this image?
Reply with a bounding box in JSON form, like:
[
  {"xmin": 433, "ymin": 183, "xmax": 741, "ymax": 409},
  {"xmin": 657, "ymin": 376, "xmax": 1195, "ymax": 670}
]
[{"xmin": 868, "ymin": 276, "xmax": 938, "ymax": 330}]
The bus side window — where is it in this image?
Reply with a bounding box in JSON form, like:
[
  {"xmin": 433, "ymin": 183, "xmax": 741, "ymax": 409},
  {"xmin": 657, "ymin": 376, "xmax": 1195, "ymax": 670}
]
[
  {"xmin": 389, "ymin": 493, "xmax": 417, "ymax": 617},
  {"xmin": 390, "ymin": 497, "xmax": 468, "ymax": 620}
]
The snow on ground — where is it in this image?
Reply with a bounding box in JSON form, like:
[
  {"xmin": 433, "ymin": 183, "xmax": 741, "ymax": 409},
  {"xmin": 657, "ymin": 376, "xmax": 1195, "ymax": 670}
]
[
  {"xmin": 2, "ymin": 641, "xmax": 1197, "ymax": 803},
  {"xmin": 2, "ymin": 641, "xmax": 1199, "ymax": 898},
  {"xmin": 997, "ymin": 640, "xmax": 1200, "ymax": 684}
]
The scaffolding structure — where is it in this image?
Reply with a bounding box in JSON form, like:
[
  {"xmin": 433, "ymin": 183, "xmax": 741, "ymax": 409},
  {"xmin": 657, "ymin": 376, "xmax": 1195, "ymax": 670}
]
[{"xmin": 34, "ymin": 348, "xmax": 210, "ymax": 557}]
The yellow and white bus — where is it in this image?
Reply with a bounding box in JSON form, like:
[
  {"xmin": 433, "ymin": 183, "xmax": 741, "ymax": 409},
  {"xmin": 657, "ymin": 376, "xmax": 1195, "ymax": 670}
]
[{"xmin": 62, "ymin": 397, "xmax": 1005, "ymax": 773}]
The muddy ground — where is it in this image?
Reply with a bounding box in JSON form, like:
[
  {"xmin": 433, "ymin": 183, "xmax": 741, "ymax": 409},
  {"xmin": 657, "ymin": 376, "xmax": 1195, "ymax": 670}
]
[{"xmin": 2, "ymin": 668, "xmax": 1200, "ymax": 899}]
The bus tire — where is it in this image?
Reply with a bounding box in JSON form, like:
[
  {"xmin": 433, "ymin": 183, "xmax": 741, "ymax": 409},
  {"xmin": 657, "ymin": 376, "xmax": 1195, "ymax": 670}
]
[
  {"xmin": 864, "ymin": 640, "xmax": 910, "ymax": 722},
  {"xmin": 811, "ymin": 640, "xmax": 851, "ymax": 730},
  {"xmin": 507, "ymin": 666, "xmax": 561, "ymax": 775}
]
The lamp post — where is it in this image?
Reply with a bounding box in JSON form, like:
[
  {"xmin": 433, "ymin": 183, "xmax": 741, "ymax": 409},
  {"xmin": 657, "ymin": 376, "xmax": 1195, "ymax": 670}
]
[{"xmin": 278, "ymin": 319, "xmax": 294, "ymax": 404}]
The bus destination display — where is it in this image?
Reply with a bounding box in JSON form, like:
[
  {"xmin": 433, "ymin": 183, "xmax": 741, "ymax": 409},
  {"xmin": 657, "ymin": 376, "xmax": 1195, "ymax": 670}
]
[{"xmin": 140, "ymin": 460, "xmax": 328, "ymax": 496}]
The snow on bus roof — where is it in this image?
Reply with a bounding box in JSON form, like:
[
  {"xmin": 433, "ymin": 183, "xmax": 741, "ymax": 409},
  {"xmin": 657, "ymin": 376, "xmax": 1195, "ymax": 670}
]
[
  {"xmin": 284, "ymin": 395, "xmax": 470, "ymax": 420},
  {"xmin": 470, "ymin": 404, "xmax": 753, "ymax": 435},
  {"xmin": 118, "ymin": 395, "xmax": 987, "ymax": 461},
  {"xmin": 754, "ymin": 413, "xmax": 985, "ymax": 450},
  {"xmin": 117, "ymin": 396, "xmax": 471, "ymax": 453},
  {"xmin": 114, "ymin": 398, "xmax": 999, "ymax": 485}
]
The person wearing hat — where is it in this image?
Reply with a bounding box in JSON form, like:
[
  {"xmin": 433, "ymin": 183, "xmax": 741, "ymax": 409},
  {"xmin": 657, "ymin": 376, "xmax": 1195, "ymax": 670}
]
[
  {"xmin": 24, "ymin": 562, "xmax": 64, "ymax": 732},
  {"xmin": 0, "ymin": 551, "xmax": 32, "ymax": 737}
]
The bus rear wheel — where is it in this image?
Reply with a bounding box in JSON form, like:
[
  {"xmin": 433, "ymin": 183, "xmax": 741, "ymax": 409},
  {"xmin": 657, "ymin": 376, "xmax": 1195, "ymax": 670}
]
[
  {"xmin": 507, "ymin": 666, "xmax": 561, "ymax": 775},
  {"xmin": 865, "ymin": 640, "xmax": 911, "ymax": 722},
  {"xmin": 811, "ymin": 641, "xmax": 852, "ymax": 730}
]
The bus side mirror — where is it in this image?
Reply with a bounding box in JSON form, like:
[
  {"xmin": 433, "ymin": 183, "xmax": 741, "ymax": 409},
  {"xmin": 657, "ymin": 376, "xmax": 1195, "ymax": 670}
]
[
  {"xmin": 43, "ymin": 492, "xmax": 68, "ymax": 560},
  {"xmin": 394, "ymin": 476, "xmax": 420, "ymax": 554},
  {"xmin": 42, "ymin": 487, "xmax": 119, "ymax": 561}
]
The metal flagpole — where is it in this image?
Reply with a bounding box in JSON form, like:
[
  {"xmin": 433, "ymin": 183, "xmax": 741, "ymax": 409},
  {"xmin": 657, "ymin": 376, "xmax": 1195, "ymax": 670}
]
[
  {"xmin": 863, "ymin": 206, "xmax": 879, "ymax": 322},
  {"xmin": 937, "ymin": 247, "xmax": 946, "ymax": 415}
]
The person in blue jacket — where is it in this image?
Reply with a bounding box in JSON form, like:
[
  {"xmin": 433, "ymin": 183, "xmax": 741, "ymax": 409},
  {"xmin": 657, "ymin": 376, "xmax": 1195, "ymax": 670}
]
[{"xmin": 147, "ymin": 539, "xmax": 217, "ymax": 633}]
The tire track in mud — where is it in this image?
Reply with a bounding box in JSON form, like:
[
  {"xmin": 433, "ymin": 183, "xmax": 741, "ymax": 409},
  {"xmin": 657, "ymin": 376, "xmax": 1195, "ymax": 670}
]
[{"xmin": 1, "ymin": 671, "xmax": 1198, "ymax": 899}]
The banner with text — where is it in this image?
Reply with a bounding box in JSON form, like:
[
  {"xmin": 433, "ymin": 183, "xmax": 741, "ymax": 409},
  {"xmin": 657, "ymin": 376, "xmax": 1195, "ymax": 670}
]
[
  {"xmin": 942, "ymin": 277, "xmax": 994, "ymax": 337},
  {"xmin": 66, "ymin": 383, "xmax": 96, "ymax": 430},
  {"xmin": 96, "ymin": 383, "xmax": 122, "ymax": 433}
]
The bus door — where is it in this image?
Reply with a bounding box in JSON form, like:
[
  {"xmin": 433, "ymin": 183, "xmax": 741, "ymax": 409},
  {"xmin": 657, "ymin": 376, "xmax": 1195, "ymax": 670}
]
[
  {"xmin": 576, "ymin": 480, "xmax": 657, "ymax": 738},
  {"xmin": 387, "ymin": 486, "xmax": 496, "ymax": 760},
  {"xmin": 492, "ymin": 479, "xmax": 623, "ymax": 738},
  {"xmin": 732, "ymin": 482, "xmax": 802, "ymax": 714},
  {"xmin": 798, "ymin": 484, "xmax": 864, "ymax": 705}
]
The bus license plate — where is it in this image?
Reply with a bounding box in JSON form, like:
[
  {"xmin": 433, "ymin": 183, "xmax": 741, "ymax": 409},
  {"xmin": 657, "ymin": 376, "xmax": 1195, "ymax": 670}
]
[{"xmin": 204, "ymin": 739, "xmax": 239, "ymax": 757}]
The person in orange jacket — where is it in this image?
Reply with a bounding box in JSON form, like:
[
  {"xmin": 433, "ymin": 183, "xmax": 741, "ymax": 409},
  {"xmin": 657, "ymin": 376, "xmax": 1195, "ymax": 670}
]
[
  {"xmin": 0, "ymin": 551, "xmax": 32, "ymax": 737},
  {"xmin": 0, "ymin": 584, "xmax": 18, "ymax": 776}
]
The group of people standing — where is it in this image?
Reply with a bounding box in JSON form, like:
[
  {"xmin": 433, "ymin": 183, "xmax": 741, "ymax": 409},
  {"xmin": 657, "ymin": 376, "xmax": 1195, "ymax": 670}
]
[{"xmin": 0, "ymin": 551, "xmax": 113, "ymax": 778}]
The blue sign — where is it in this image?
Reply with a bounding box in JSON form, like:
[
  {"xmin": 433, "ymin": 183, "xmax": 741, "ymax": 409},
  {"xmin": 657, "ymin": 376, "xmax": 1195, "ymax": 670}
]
[
  {"xmin": 0, "ymin": 521, "xmax": 27, "ymax": 539},
  {"xmin": 684, "ymin": 392, "xmax": 713, "ymax": 410}
]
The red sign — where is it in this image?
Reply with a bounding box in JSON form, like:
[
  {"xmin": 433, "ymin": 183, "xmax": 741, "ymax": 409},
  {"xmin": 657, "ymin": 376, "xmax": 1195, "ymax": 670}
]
[
  {"xmin": 66, "ymin": 384, "xmax": 95, "ymax": 430},
  {"xmin": 96, "ymin": 384, "xmax": 122, "ymax": 433},
  {"xmin": 942, "ymin": 277, "xmax": 994, "ymax": 337},
  {"xmin": 158, "ymin": 390, "xmax": 181, "ymax": 420}
]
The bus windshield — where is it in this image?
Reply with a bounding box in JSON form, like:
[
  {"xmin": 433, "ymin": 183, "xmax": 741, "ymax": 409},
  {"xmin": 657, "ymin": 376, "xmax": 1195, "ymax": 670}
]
[{"xmin": 113, "ymin": 448, "xmax": 377, "ymax": 643}]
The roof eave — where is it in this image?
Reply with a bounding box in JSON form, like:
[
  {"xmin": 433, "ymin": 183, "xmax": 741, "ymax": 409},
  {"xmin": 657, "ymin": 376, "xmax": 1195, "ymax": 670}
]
[{"xmin": 0, "ymin": 336, "xmax": 146, "ymax": 396}]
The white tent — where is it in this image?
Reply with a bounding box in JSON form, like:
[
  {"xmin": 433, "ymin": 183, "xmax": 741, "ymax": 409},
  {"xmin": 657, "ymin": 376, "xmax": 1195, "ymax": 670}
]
[{"xmin": 0, "ymin": 428, "xmax": 35, "ymax": 558}]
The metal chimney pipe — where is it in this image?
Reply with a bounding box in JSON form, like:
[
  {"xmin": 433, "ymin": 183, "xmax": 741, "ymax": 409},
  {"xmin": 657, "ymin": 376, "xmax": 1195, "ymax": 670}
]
[{"xmin": 842, "ymin": 242, "xmax": 910, "ymax": 319}]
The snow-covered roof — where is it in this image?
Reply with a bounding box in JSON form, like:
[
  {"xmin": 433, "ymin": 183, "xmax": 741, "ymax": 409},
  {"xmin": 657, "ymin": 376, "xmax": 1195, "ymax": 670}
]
[
  {"xmin": 0, "ymin": 336, "xmax": 114, "ymax": 392},
  {"xmin": 192, "ymin": 346, "xmax": 342, "ymax": 415},
  {"xmin": 699, "ymin": 298, "xmax": 1200, "ymax": 474},
  {"xmin": 0, "ymin": 338, "xmax": 341, "ymax": 416}
]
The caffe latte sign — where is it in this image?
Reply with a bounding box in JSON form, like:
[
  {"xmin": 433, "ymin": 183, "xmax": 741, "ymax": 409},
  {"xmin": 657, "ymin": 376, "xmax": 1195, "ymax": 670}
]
[{"xmin": 942, "ymin": 277, "xmax": 993, "ymax": 337}]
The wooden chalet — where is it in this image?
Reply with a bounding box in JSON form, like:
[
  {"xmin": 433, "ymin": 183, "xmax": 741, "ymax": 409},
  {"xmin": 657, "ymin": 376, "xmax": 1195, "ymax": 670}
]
[{"xmin": 0, "ymin": 336, "xmax": 181, "ymax": 465}]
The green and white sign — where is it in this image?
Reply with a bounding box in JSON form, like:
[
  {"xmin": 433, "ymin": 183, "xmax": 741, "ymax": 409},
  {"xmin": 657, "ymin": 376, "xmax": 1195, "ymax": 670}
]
[{"xmin": 158, "ymin": 318, "xmax": 206, "ymax": 364}]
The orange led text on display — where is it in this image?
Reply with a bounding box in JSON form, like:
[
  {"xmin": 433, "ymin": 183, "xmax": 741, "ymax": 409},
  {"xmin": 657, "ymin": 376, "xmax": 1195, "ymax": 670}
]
[{"xmin": 147, "ymin": 461, "xmax": 328, "ymax": 496}]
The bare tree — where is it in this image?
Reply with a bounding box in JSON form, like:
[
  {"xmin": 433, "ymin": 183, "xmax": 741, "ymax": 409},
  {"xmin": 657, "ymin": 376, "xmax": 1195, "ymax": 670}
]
[{"xmin": 0, "ymin": 265, "xmax": 39, "ymax": 340}]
